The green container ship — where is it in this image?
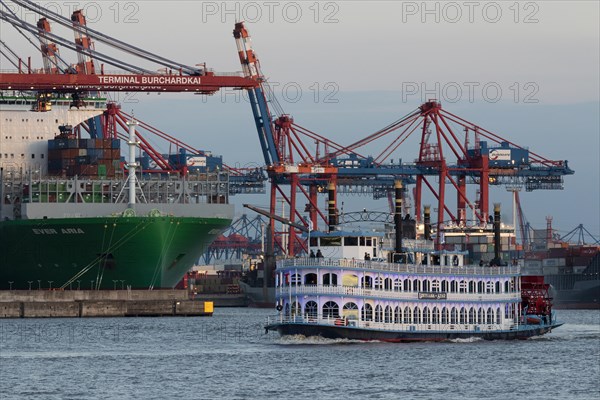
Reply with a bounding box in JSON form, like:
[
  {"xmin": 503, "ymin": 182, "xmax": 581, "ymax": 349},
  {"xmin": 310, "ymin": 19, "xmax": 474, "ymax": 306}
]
[{"xmin": 0, "ymin": 95, "xmax": 233, "ymax": 290}]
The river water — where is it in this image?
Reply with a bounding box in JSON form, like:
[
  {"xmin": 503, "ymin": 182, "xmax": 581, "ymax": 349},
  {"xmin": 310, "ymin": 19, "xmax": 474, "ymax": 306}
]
[{"xmin": 1, "ymin": 309, "xmax": 598, "ymax": 400}]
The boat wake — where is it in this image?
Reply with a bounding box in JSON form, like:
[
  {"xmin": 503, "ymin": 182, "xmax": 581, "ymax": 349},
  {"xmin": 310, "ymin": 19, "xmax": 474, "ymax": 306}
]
[
  {"xmin": 446, "ymin": 337, "xmax": 484, "ymax": 343},
  {"xmin": 275, "ymin": 335, "xmax": 370, "ymax": 345}
]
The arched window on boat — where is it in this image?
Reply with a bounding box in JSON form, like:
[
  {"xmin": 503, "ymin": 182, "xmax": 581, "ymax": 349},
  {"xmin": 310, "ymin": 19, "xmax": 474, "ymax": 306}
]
[
  {"xmin": 374, "ymin": 276, "xmax": 383, "ymax": 290},
  {"xmin": 403, "ymin": 306, "xmax": 411, "ymax": 323},
  {"xmin": 441, "ymin": 280, "xmax": 448, "ymax": 292},
  {"xmin": 486, "ymin": 281, "xmax": 494, "ymax": 293},
  {"xmin": 450, "ymin": 307, "xmax": 458, "ymax": 324},
  {"xmin": 459, "ymin": 307, "xmax": 466, "ymax": 324},
  {"xmin": 323, "ymin": 273, "xmax": 338, "ymax": 286},
  {"xmin": 413, "ymin": 279, "xmax": 421, "ymax": 292},
  {"xmin": 384, "ymin": 305, "xmax": 393, "ymax": 323},
  {"xmin": 450, "ymin": 280, "xmax": 457, "ymax": 293},
  {"xmin": 291, "ymin": 273, "xmax": 301, "ymax": 286},
  {"xmin": 468, "ymin": 307, "xmax": 476, "ymax": 324},
  {"xmin": 374, "ymin": 305, "xmax": 383, "ymax": 322},
  {"xmin": 304, "ymin": 273, "xmax": 317, "ymax": 285},
  {"xmin": 404, "ymin": 278, "xmax": 411, "ymax": 292},
  {"xmin": 423, "ymin": 307, "xmax": 431, "ymax": 324},
  {"xmin": 361, "ymin": 303, "xmax": 373, "ymax": 321},
  {"xmin": 284, "ymin": 303, "xmax": 290, "ymax": 316},
  {"xmin": 495, "ymin": 281, "xmax": 501, "ymax": 294},
  {"xmin": 504, "ymin": 280, "xmax": 510, "ymax": 293},
  {"xmin": 468, "ymin": 280, "xmax": 476, "ymax": 293},
  {"xmin": 477, "ymin": 280, "xmax": 485, "ymax": 293},
  {"xmin": 394, "ymin": 306, "xmax": 402, "ymax": 323},
  {"xmin": 422, "ymin": 280, "xmax": 430, "ymax": 292},
  {"xmin": 478, "ymin": 308, "xmax": 484, "ymax": 324},
  {"xmin": 441, "ymin": 307, "xmax": 448, "ymax": 324},
  {"xmin": 342, "ymin": 302, "xmax": 358, "ymax": 320},
  {"xmin": 413, "ymin": 307, "xmax": 421, "ymax": 324},
  {"xmin": 291, "ymin": 301, "xmax": 301, "ymax": 316},
  {"xmin": 459, "ymin": 280, "xmax": 467, "ymax": 293},
  {"xmin": 304, "ymin": 301, "xmax": 318, "ymax": 318},
  {"xmin": 384, "ymin": 278, "xmax": 393, "ymax": 291},
  {"xmin": 432, "ymin": 307, "xmax": 439, "ymax": 324},
  {"xmin": 431, "ymin": 280, "xmax": 440, "ymax": 292},
  {"xmin": 323, "ymin": 301, "xmax": 340, "ymax": 319},
  {"xmin": 394, "ymin": 278, "xmax": 402, "ymax": 292},
  {"xmin": 496, "ymin": 307, "xmax": 502, "ymax": 324},
  {"xmin": 486, "ymin": 307, "xmax": 494, "ymax": 324},
  {"xmin": 361, "ymin": 276, "xmax": 373, "ymax": 289}
]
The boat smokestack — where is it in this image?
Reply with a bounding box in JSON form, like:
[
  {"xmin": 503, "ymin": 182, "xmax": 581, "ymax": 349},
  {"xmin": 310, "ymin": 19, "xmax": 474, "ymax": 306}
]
[
  {"xmin": 126, "ymin": 118, "xmax": 139, "ymax": 208},
  {"xmin": 493, "ymin": 203, "xmax": 501, "ymax": 265},
  {"xmin": 327, "ymin": 181, "xmax": 337, "ymax": 232},
  {"xmin": 424, "ymin": 205, "xmax": 432, "ymax": 240},
  {"xmin": 394, "ymin": 180, "xmax": 403, "ymax": 253}
]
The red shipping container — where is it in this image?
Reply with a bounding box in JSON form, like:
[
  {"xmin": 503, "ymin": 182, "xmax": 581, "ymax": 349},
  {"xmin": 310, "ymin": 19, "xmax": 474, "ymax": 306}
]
[{"xmin": 580, "ymin": 247, "xmax": 599, "ymax": 257}]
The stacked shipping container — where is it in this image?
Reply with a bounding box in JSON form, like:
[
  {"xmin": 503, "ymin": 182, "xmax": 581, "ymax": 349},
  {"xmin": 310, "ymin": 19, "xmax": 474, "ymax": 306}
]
[{"xmin": 47, "ymin": 138, "xmax": 121, "ymax": 178}]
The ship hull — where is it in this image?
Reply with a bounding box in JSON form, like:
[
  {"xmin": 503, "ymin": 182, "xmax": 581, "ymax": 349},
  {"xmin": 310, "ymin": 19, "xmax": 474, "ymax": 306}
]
[
  {"xmin": 0, "ymin": 215, "xmax": 231, "ymax": 290},
  {"xmin": 266, "ymin": 322, "xmax": 562, "ymax": 342}
]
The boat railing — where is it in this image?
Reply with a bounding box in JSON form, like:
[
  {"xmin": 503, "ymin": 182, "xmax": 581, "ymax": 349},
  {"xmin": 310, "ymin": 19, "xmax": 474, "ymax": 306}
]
[
  {"xmin": 278, "ymin": 258, "xmax": 520, "ymax": 276},
  {"xmin": 276, "ymin": 285, "xmax": 520, "ymax": 301},
  {"xmin": 266, "ymin": 314, "xmax": 516, "ymax": 332},
  {"xmin": 3, "ymin": 174, "xmax": 230, "ymax": 205}
]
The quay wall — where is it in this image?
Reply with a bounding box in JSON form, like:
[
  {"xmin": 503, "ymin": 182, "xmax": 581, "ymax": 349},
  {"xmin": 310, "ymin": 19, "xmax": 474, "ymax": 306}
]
[{"xmin": 0, "ymin": 290, "xmax": 212, "ymax": 318}]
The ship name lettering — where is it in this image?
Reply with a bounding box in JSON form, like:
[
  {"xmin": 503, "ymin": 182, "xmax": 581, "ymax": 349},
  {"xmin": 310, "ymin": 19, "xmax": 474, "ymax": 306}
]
[
  {"xmin": 32, "ymin": 228, "xmax": 58, "ymax": 235},
  {"xmin": 61, "ymin": 228, "xmax": 85, "ymax": 234}
]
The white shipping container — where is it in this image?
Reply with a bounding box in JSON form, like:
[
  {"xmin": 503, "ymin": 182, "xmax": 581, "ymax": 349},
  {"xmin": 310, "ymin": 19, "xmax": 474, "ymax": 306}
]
[
  {"xmin": 523, "ymin": 267, "xmax": 543, "ymax": 275},
  {"xmin": 525, "ymin": 260, "xmax": 542, "ymax": 268},
  {"xmin": 542, "ymin": 258, "xmax": 566, "ymax": 267},
  {"xmin": 542, "ymin": 258, "xmax": 558, "ymax": 267}
]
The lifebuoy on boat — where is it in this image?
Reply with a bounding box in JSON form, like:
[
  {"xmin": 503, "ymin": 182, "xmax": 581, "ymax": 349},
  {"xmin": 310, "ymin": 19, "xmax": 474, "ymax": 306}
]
[{"xmin": 276, "ymin": 304, "xmax": 283, "ymax": 312}]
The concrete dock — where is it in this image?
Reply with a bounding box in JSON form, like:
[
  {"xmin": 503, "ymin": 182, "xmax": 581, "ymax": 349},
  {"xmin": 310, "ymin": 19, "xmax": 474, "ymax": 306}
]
[{"xmin": 0, "ymin": 290, "xmax": 213, "ymax": 318}]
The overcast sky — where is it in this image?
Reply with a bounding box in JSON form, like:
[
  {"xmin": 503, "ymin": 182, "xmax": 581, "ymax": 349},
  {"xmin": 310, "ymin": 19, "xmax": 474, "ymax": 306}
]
[{"xmin": 1, "ymin": 1, "xmax": 599, "ymax": 238}]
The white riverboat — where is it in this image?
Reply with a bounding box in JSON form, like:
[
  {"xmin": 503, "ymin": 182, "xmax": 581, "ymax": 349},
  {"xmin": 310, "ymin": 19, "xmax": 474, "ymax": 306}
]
[{"xmin": 265, "ymin": 226, "xmax": 562, "ymax": 341}]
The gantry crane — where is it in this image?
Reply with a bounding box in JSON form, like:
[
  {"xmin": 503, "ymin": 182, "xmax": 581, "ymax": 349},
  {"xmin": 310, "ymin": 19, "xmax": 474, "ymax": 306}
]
[
  {"xmin": 0, "ymin": 2, "xmax": 266, "ymax": 192},
  {"xmin": 0, "ymin": 0, "xmax": 258, "ymax": 94},
  {"xmin": 234, "ymin": 22, "xmax": 574, "ymax": 252}
]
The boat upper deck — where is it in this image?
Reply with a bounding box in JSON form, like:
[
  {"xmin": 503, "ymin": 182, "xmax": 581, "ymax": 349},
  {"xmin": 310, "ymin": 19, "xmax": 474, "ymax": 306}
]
[{"xmin": 278, "ymin": 258, "xmax": 520, "ymax": 276}]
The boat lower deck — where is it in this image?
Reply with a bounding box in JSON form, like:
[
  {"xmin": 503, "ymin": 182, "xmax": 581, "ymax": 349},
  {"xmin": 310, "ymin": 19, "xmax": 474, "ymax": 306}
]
[{"xmin": 265, "ymin": 317, "xmax": 562, "ymax": 341}]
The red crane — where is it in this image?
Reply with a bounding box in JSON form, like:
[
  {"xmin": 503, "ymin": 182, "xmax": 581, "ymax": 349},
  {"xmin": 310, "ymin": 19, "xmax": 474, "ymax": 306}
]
[
  {"xmin": 0, "ymin": 1, "xmax": 258, "ymax": 94},
  {"xmin": 234, "ymin": 23, "xmax": 573, "ymax": 252}
]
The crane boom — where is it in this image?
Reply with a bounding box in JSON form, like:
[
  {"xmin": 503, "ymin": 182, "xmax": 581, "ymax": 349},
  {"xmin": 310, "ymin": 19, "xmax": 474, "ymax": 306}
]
[
  {"xmin": 0, "ymin": 72, "xmax": 257, "ymax": 93},
  {"xmin": 233, "ymin": 22, "xmax": 280, "ymax": 165}
]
